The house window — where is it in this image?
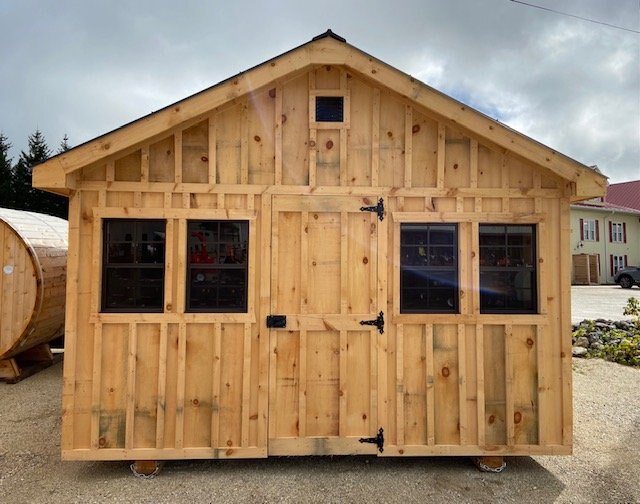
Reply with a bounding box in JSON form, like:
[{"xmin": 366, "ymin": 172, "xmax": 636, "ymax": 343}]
[
  {"xmin": 315, "ymin": 96, "xmax": 344, "ymax": 122},
  {"xmin": 187, "ymin": 220, "xmax": 248, "ymax": 312},
  {"xmin": 610, "ymin": 222, "xmax": 624, "ymax": 243},
  {"xmin": 612, "ymin": 255, "xmax": 626, "ymax": 275},
  {"xmin": 582, "ymin": 219, "xmax": 597, "ymax": 241},
  {"xmin": 102, "ymin": 219, "xmax": 165, "ymax": 312},
  {"xmin": 400, "ymin": 224, "xmax": 458, "ymax": 313},
  {"xmin": 479, "ymin": 225, "xmax": 537, "ymax": 313}
]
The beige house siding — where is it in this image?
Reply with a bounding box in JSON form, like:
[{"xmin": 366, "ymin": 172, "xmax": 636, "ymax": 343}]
[{"xmin": 571, "ymin": 206, "xmax": 640, "ymax": 283}]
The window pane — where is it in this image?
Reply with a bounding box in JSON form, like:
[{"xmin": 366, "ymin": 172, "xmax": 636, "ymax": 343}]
[
  {"xmin": 479, "ymin": 224, "xmax": 536, "ymax": 313},
  {"xmin": 102, "ymin": 219, "xmax": 165, "ymax": 312},
  {"xmin": 187, "ymin": 220, "xmax": 249, "ymax": 312},
  {"xmin": 400, "ymin": 224, "xmax": 458, "ymax": 313}
]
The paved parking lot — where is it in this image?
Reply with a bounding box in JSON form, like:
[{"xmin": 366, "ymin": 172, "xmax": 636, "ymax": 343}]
[{"xmin": 571, "ymin": 284, "xmax": 640, "ymax": 324}]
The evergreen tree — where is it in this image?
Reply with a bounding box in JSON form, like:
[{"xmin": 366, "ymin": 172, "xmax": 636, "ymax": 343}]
[
  {"xmin": 58, "ymin": 134, "xmax": 71, "ymax": 154},
  {"xmin": 0, "ymin": 133, "xmax": 13, "ymax": 209}
]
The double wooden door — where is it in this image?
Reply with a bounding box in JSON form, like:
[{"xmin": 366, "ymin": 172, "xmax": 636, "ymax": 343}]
[{"xmin": 268, "ymin": 195, "xmax": 386, "ymax": 455}]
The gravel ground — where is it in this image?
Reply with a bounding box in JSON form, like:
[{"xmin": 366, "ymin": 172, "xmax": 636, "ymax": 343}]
[
  {"xmin": 571, "ymin": 284, "xmax": 639, "ymax": 324},
  {"xmin": 1, "ymin": 358, "xmax": 639, "ymax": 504}
]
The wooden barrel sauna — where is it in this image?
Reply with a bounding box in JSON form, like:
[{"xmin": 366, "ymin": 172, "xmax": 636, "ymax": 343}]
[{"xmin": 0, "ymin": 208, "xmax": 68, "ymax": 380}]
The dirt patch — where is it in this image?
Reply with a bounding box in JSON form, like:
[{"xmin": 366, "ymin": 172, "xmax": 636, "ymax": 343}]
[{"xmin": 1, "ymin": 359, "xmax": 639, "ymax": 503}]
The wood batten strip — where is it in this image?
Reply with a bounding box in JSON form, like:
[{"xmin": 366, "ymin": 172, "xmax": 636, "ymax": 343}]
[
  {"xmin": 535, "ymin": 324, "xmax": 546, "ymax": 445},
  {"xmin": 339, "ymin": 329, "xmax": 348, "ymax": 438},
  {"xmin": 267, "ymin": 206, "xmax": 279, "ymax": 442},
  {"xmin": 247, "ymin": 219, "xmax": 257, "ymax": 315},
  {"xmin": 176, "ymin": 219, "xmax": 187, "ymax": 314},
  {"xmin": 90, "ymin": 322, "xmax": 103, "ymax": 449},
  {"xmin": 240, "ymin": 103, "xmax": 249, "ymax": 185},
  {"xmin": 174, "ymin": 131, "xmax": 183, "ymax": 184},
  {"xmin": 134, "ymin": 191, "xmax": 142, "ymax": 208},
  {"xmin": 309, "ymin": 129, "xmax": 317, "ymax": 188},
  {"xmin": 404, "ymin": 105, "xmax": 412, "ymax": 187},
  {"xmin": 175, "ymin": 323, "xmax": 187, "ymax": 449},
  {"xmin": 396, "ymin": 323, "xmax": 405, "ymax": 448},
  {"xmin": 501, "ymin": 153, "xmax": 509, "ymax": 212},
  {"xmin": 106, "ymin": 161, "xmax": 115, "ymax": 182},
  {"xmin": 90, "ymin": 215, "xmax": 102, "ymax": 315},
  {"xmin": 300, "ymin": 212, "xmax": 309, "ymax": 315},
  {"xmin": 376, "ymin": 209, "xmax": 388, "ymax": 440},
  {"xmin": 537, "ymin": 220, "xmax": 548, "ymax": 315},
  {"xmin": 476, "ymin": 325, "xmax": 485, "ymax": 446},
  {"xmin": 125, "ymin": 324, "xmax": 138, "ymax": 450},
  {"xmin": 164, "ymin": 219, "xmax": 175, "ymax": 312},
  {"xmin": 141, "ymin": 146, "xmax": 150, "ymax": 183},
  {"xmin": 471, "ymin": 222, "xmax": 480, "ymax": 315},
  {"xmin": 391, "ymin": 220, "xmax": 401, "ymax": 316},
  {"xmin": 459, "ymin": 223, "xmax": 469, "ymax": 315},
  {"xmin": 211, "ymin": 322, "xmax": 222, "ymax": 448},
  {"xmin": 470, "ymin": 139, "xmax": 478, "ymax": 188},
  {"xmin": 457, "ymin": 324, "xmax": 468, "ymax": 445},
  {"xmin": 436, "ymin": 123, "xmax": 445, "ymax": 188},
  {"xmin": 257, "ymin": 194, "xmax": 271, "ymax": 448},
  {"xmin": 371, "ymin": 89, "xmax": 380, "ymax": 187},
  {"xmin": 274, "ymin": 86, "xmax": 283, "ymax": 185},
  {"xmin": 340, "ymin": 128, "xmax": 348, "ymax": 186},
  {"xmin": 394, "ymin": 211, "xmax": 544, "ymax": 224},
  {"xmin": 241, "ymin": 323, "xmax": 252, "ymax": 447},
  {"xmin": 298, "ymin": 329, "xmax": 307, "ymax": 438},
  {"xmin": 208, "ymin": 114, "xmax": 217, "ymax": 185},
  {"xmin": 504, "ymin": 324, "xmax": 515, "ymax": 446},
  {"xmin": 340, "ymin": 212, "xmax": 349, "ymax": 315},
  {"xmin": 155, "ymin": 323, "xmax": 168, "ymax": 449},
  {"xmin": 425, "ymin": 323, "xmax": 435, "ymax": 445}
]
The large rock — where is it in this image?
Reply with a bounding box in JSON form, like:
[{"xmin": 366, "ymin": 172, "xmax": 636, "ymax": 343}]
[{"xmin": 572, "ymin": 346, "xmax": 588, "ymax": 357}]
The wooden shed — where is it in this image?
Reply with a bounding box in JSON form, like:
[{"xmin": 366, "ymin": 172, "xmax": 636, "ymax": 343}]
[
  {"xmin": 33, "ymin": 31, "xmax": 606, "ymax": 469},
  {"xmin": 0, "ymin": 208, "xmax": 67, "ymax": 381}
]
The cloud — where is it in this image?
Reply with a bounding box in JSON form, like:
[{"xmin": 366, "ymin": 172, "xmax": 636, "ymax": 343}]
[{"xmin": 1, "ymin": 0, "xmax": 637, "ymax": 181}]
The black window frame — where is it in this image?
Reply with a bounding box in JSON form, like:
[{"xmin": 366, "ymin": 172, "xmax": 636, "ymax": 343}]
[
  {"xmin": 479, "ymin": 224, "xmax": 537, "ymax": 314},
  {"xmin": 101, "ymin": 219, "xmax": 166, "ymax": 313},
  {"xmin": 186, "ymin": 220, "xmax": 249, "ymax": 313},
  {"xmin": 400, "ymin": 223, "xmax": 459, "ymax": 314}
]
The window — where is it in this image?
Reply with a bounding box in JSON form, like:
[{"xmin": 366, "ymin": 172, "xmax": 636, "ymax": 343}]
[
  {"xmin": 582, "ymin": 219, "xmax": 597, "ymax": 241},
  {"xmin": 102, "ymin": 219, "xmax": 165, "ymax": 312},
  {"xmin": 315, "ymin": 96, "xmax": 344, "ymax": 122},
  {"xmin": 479, "ymin": 225, "xmax": 537, "ymax": 313},
  {"xmin": 187, "ymin": 220, "xmax": 248, "ymax": 312},
  {"xmin": 612, "ymin": 255, "xmax": 626, "ymax": 275},
  {"xmin": 610, "ymin": 222, "xmax": 625, "ymax": 243},
  {"xmin": 400, "ymin": 224, "xmax": 458, "ymax": 313}
]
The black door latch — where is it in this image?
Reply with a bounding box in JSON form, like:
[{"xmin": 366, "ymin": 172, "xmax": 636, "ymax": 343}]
[{"xmin": 266, "ymin": 315, "xmax": 287, "ymax": 328}]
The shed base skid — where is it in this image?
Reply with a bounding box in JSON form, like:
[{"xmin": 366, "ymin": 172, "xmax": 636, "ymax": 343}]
[{"xmin": 0, "ymin": 343, "xmax": 59, "ymax": 383}]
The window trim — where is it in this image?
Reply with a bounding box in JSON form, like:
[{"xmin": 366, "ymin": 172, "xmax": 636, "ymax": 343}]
[
  {"xmin": 610, "ymin": 221, "xmax": 624, "ymax": 243},
  {"xmin": 582, "ymin": 218, "xmax": 597, "ymax": 241}
]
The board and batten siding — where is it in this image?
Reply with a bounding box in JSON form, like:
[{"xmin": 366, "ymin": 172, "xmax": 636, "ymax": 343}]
[{"xmin": 60, "ymin": 64, "xmax": 571, "ymax": 460}]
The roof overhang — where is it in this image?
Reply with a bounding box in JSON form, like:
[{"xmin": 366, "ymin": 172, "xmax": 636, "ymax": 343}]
[{"xmin": 33, "ymin": 31, "xmax": 608, "ymax": 201}]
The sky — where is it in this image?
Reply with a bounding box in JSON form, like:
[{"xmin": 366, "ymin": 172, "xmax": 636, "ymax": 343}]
[{"xmin": 1, "ymin": 0, "xmax": 638, "ymax": 183}]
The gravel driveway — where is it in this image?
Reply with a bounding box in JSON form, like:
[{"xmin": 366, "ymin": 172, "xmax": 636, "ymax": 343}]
[{"xmin": 1, "ymin": 358, "xmax": 639, "ymax": 503}]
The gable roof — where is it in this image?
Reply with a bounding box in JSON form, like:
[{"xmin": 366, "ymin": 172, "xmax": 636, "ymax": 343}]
[
  {"xmin": 572, "ymin": 200, "xmax": 640, "ymax": 216},
  {"xmin": 33, "ymin": 30, "xmax": 607, "ymax": 201},
  {"xmin": 605, "ymin": 180, "xmax": 640, "ymax": 211}
]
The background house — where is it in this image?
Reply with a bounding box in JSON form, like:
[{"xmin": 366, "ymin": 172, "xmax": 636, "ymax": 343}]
[{"xmin": 571, "ymin": 181, "xmax": 640, "ymax": 284}]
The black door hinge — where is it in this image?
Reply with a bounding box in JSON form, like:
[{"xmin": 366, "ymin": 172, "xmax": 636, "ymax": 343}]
[
  {"xmin": 360, "ymin": 311, "xmax": 384, "ymax": 334},
  {"xmin": 359, "ymin": 427, "xmax": 384, "ymax": 453},
  {"xmin": 266, "ymin": 315, "xmax": 287, "ymax": 328},
  {"xmin": 360, "ymin": 198, "xmax": 384, "ymax": 221}
]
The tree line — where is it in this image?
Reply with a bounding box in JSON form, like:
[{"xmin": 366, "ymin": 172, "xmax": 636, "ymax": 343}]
[{"xmin": 0, "ymin": 130, "xmax": 69, "ymax": 219}]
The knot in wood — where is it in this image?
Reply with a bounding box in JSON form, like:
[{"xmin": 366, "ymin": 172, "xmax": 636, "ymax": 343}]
[{"xmin": 441, "ymin": 366, "xmax": 450, "ymax": 378}]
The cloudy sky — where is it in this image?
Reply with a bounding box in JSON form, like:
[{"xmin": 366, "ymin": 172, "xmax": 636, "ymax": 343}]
[{"xmin": 1, "ymin": 0, "xmax": 638, "ymax": 182}]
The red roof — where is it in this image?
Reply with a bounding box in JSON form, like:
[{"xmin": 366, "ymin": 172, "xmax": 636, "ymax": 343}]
[{"xmin": 606, "ymin": 180, "xmax": 640, "ymax": 211}]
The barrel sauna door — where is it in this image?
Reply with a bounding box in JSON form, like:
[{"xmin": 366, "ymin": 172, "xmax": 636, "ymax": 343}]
[{"xmin": 268, "ymin": 195, "xmax": 385, "ymax": 455}]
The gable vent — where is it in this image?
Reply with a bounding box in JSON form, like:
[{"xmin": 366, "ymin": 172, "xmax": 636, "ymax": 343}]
[{"xmin": 315, "ymin": 96, "xmax": 344, "ymax": 122}]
